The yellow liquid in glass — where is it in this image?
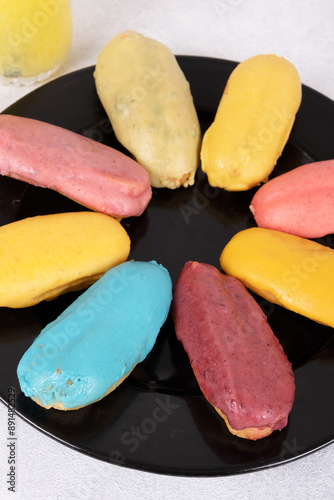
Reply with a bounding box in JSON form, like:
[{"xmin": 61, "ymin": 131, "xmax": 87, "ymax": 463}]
[{"xmin": 0, "ymin": 0, "xmax": 73, "ymax": 84}]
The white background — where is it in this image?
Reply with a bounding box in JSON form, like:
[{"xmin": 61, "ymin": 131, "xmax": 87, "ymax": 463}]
[{"xmin": 1, "ymin": 1, "xmax": 334, "ymax": 499}]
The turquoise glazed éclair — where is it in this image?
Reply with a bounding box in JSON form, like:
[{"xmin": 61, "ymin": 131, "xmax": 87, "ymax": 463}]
[{"xmin": 17, "ymin": 261, "xmax": 172, "ymax": 410}]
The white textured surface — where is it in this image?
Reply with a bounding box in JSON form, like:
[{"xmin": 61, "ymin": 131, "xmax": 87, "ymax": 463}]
[{"xmin": 1, "ymin": 0, "xmax": 334, "ymax": 498}]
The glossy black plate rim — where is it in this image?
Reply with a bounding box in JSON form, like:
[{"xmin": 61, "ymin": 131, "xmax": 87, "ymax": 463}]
[{"xmin": 0, "ymin": 56, "xmax": 334, "ymax": 477}]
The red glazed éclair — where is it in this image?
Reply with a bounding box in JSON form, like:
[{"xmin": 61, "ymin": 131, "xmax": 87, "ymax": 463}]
[
  {"xmin": 172, "ymin": 261, "xmax": 295, "ymax": 440},
  {"xmin": 0, "ymin": 114, "xmax": 152, "ymax": 218}
]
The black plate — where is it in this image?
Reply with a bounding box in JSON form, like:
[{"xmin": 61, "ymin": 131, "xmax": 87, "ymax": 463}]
[{"xmin": 1, "ymin": 56, "xmax": 334, "ymax": 476}]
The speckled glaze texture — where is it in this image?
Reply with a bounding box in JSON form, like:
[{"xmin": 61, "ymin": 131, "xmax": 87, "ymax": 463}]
[
  {"xmin": 172, "ymin": 261, "xmax": 295, "ymax": 433},
  {"xmin": 17, "ymin": 261, "xmax": 172, "ymax": 410}
]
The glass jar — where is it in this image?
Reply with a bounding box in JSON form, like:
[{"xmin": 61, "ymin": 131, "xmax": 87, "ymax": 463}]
[{"xmin": 0, "ymin": 0, "xmax": 73, "ymax": 85}]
